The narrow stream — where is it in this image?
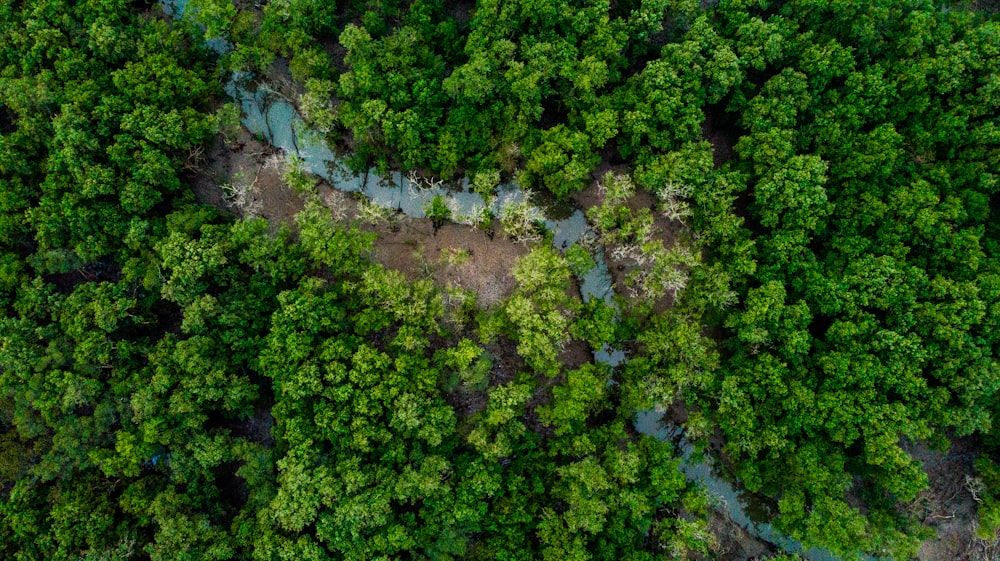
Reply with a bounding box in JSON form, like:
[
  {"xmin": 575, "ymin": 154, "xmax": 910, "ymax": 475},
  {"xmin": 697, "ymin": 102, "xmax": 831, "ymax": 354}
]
[{"xmin": 165, "ymin": 3, "xmax": 855, "ymax": 559}]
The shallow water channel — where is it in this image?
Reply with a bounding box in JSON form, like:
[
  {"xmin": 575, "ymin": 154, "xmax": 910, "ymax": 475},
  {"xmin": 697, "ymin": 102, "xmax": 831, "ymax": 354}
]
[{"xmin": 165, "ymin": 4, "xmax": 856, "ymax": 559}]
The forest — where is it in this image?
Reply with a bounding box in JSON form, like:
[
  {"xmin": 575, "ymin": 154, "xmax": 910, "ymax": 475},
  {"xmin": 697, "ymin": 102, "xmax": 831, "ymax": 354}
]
[{"xmin": 0, "ymin": 0, "xmax": 999, "ymax": 560}]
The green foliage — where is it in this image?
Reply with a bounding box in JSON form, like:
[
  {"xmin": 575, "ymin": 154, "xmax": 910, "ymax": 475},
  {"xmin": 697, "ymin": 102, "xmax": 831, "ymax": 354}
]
[
  {"xmin": 254, "ymin": 271, "xmax": 465, "ymax": 559},
  {"xmin": 615, "ymin": 16, "xmax": 739, "ymax": 160},
  {"xmin": 6, "ymin": 1, "xmax": 1000, "ymax": 560},
  {"xmin": 681, "ymin": 2, "xmax": 1000, "ymax": 557},
  {"xmin": 498, "ymin": 195, "xmax": 544, "ymax": 244},
  {"xmin": 974, "ymin": 458, "xmax": 1000, "ymax": 540},
  {"xmin": 337, "ymin": 4, "xmax": 455, "ymax": 171},
  {"xmin": 564, "ymin": 243, "xmax": 596, "ymax": 277},
  {"xmin": 537, "ymin": 364, "xmax": 609, "ymax": 436},
  {"xmin": 436, "ymin": 339, "xmax": 492, "ymax": 392},
  {"xmin": 467, "ymin": 381, "xmax": 534, "ymax": 461},
  {"xmin": 521, "ymin": 124, "xmax": 600, "ymax": 196},
  {"xmin": 0, "ymin": 0, "xmax": 219, "ymax": 279},
  {"xmin": 622, "ymin": 310, "xmax": 718, "ymax": 414},
  {"xmin": 282, "ymin": 153, "xmax": 316, "ymax": 196},
  {"xmin": 296, "ymin": 199, "xmax": 375, "ymax": 274},
  {"xmin": 486, "ymin": 246, "xmax": 578, "ymax": 377},
  {"xmin": 424, "ymin": 194, "xmax": 452, "ymax": 227},
  {"xmin": 231, "ymin": 0, "xmax": 705, "ymax": 198},
  {"xmin": 187, "ymin": 0, "xmax": 237, "ymax": 40},
  {"xmin": 571, "ymin": 298, "xmax": 617, "ymax": 351},
  {"xmin": 298, "ymin": 78, "xmax": 338, "ymax": 133}
]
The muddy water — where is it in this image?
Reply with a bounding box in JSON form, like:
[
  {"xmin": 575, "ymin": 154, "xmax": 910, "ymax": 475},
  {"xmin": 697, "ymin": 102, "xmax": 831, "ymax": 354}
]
[{"xmin": 162, "ymin": 3, "xmax": 861, "ymax": 559}]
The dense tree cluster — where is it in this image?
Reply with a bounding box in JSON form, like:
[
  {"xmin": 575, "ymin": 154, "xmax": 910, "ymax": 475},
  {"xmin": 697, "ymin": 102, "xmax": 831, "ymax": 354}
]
[
  {"xmin": 2, "ymin": 0, "xmax": 1000, "ymax": 560},
  {"xmin": 693, "ymin": 3, "xmax": 1000, "ymax": 556}
]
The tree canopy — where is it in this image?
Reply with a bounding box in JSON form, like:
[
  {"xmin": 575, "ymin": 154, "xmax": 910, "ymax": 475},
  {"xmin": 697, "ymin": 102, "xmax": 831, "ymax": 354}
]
[{"xmin": 2, "ymin": 0, "xmax": 1000, "ymax": 560}]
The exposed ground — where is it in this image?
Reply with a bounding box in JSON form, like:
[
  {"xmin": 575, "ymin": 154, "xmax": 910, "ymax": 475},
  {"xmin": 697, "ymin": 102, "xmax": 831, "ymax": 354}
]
[
  {"xmin": 189, "ymin": 128, "xmax": 530, "ymax": 310},
  {"xmin": 905, "ymin": 438, "xmax": 984, "ymax": 561},
  {"xmin": 188, "ymin": 129, "xmax": 304, "ymax": 223},
  {"xmin": 363, "ymin": 219, "xmax": 529, "ymax": 309}
]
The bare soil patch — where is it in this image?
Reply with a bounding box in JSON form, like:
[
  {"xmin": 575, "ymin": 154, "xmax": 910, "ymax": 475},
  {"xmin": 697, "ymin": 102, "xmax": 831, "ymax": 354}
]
[
  {"xmin": 571, "ymin": 177, "xmax": 606, "ymax": 211},
  {"xmin": 904, "ymin": 438, "xmax": 982, "ymax": 561},
  {"xmin": 558, "ymin": 339, "xmax": 593, "ymax": 371},
  {"xmin": 189, "ymin": 130, "xmax": 530, "ymax": 311},
  {"xmin": 364, "ymin": 219, "xmax": 529, "ymax": 309},
  {"xmin": 188, "ymin": 129, "xmax": 304, "ymax": 225},
  {"xmin": 253, "ymin": 169, "xmax": 305, "ymax": 224}
]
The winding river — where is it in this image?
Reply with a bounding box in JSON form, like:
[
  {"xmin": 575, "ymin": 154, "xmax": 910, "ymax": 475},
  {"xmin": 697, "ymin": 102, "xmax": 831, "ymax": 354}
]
[{"xmin": 163, "ymin": 3, "xmax": 856, "ymax": 559}]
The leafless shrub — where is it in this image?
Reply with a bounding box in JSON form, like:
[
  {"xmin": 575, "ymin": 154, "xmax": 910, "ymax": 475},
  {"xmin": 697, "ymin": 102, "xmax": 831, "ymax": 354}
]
[
  {"xmin": 320, "ymin": 189, "xmax": 349, "ymax": 221},
  {"xmin": 471, "ymin": 168, "xmax": 500, "ymax": 198},
  {"xmin": 597, "ymin": 171, "xmax": 635, "ymax": 205},
  {"xmin": 656, "ymin": 181, "xmax": 693, "ymax": 224},
  {"xmin": 184, "ymin": 144, "xmax": 206, "ymax": 172},
  {"xmin": 968, "ymin": 522, "xmax": 1000, "ymax": 561},
  {"xmin": 444, "ymin": 197, "xmax": 461, "ymax": 221},
  {"xmin": 79, "ymin": 537, "xmax": 136, "ymax": 561},
  {"xmin": 222, "ymin": 178, "xmax": 261, "ymax": 217},
  {"xmin": 576, "ymin": 231, "xmax": 599, "ymax": 253},
  {"xmin": 968, "ymin": 475, "xmax": 986, "ymax": 504},
  {"xmin": 453, "ymin": 202, "xmax": 492, "ymax": 230},
  {"xmin": 617, "ymin": 242, "xmax": 698, "ymax": 300},
  {"xmin": 610, "ymin": 243, "xmax": 645, "ymax": 265},
  {"xmin": 406, "ymin": 170, "xmax": 445, "ymax": 192},
  {"xmin": 263, "ymin": 151, "xmax": 286, "ymax": 171},
  {"xmin": 257, "ymin": 78, "xmax": 297, "ymax": 105},
  {"xmin": 498, "ymin": 142, "xmax": 521, "ymax": 174},
  {"xmin": 299, "ymin": 80, "xmax": 338, "ymax": 133}
]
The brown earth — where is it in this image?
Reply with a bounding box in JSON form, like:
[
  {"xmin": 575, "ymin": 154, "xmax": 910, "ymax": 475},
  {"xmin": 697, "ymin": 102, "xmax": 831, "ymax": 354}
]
[
  {"xmin": 188, "ymin": 129, "xmax": 304, "ymax": 224},
  {"xmin": 904, "ymin": 437, "xmax": 984, "ymax": 561},
  {"xmin": 558, "ymin": 339, "xmax": 594, "ymax": 372},
  {"xmin": 364, "ymin": 219, "xmax": 530, "ymax": 309}
]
